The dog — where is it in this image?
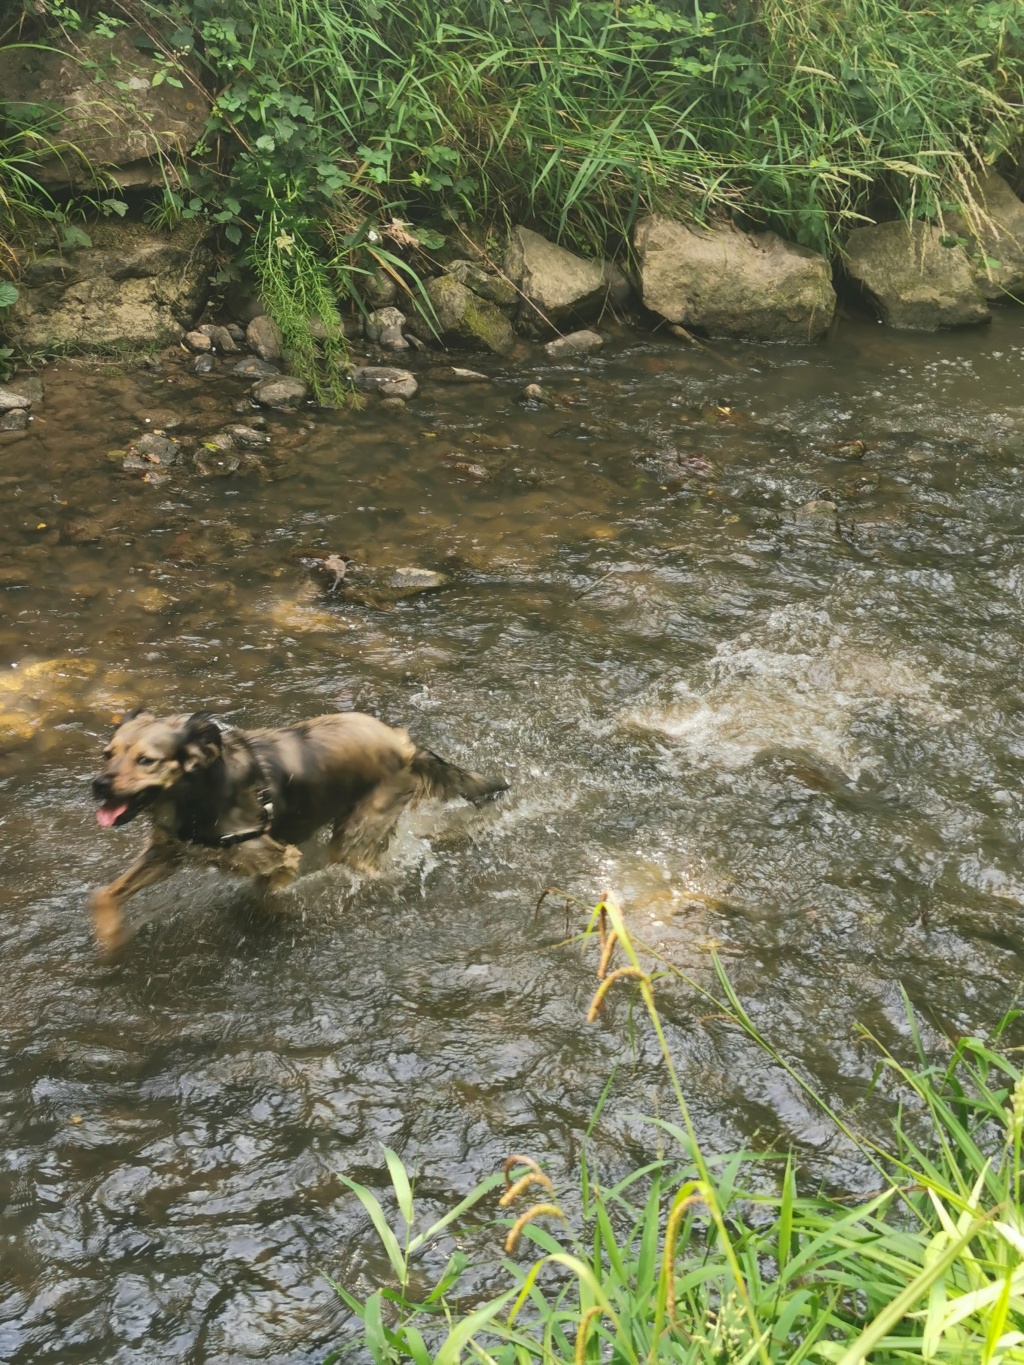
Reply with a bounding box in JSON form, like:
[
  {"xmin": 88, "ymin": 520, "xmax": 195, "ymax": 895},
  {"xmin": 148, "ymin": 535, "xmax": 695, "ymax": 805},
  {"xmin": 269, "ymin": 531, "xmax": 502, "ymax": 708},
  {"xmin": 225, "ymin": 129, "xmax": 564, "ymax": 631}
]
[{"xmin": 89, "ymin": 709, "xmax": 508, "ymax": 951}]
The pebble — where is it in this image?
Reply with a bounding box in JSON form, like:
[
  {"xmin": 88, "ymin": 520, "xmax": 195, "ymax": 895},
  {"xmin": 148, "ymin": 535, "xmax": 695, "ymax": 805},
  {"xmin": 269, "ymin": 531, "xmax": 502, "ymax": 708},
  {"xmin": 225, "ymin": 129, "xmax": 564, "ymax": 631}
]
[
  {"xmin": 246, "ymin": 315, "xmax": 283, "ymax": 362},
  {"xmin": 0, "ymin": 387, "xmax": 32, "ymax": 412},
  {"xmin": 233, "ymin": 358, "xmax": 280, "ymax": 379},
  {"xmin": 351, "ymin": 366, "xmax": 418, "ymax": 400},
  {"xmin": 544, "ymin": 329, "xmax": 604, "ymax": 358},
  {"xmin": 251, "ymin": 375, "xmax": 309, "ymax": 408}
]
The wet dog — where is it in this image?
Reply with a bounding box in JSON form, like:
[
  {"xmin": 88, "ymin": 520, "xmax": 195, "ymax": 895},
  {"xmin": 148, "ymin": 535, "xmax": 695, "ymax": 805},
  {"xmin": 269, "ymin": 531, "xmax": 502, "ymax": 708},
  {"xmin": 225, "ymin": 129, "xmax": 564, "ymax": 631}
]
[{"xmin": 89, "ymin": 710, "xmax": 508, "ymax": 951}]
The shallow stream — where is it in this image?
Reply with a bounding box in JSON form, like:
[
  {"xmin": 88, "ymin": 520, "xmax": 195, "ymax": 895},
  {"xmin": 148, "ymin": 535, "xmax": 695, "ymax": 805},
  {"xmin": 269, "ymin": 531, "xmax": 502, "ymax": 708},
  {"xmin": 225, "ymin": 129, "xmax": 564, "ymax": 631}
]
[{"xmin": 4, "ymin": 314, "xmax": 1024, "ymax": 1361}]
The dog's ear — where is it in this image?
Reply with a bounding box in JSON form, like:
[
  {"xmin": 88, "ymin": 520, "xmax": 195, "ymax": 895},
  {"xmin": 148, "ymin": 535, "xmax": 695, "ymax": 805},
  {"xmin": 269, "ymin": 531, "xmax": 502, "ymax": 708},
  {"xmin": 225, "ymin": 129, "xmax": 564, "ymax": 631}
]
[{"xmin": 178, "ymin": 713, "xmax": 223, "ymax": 773}]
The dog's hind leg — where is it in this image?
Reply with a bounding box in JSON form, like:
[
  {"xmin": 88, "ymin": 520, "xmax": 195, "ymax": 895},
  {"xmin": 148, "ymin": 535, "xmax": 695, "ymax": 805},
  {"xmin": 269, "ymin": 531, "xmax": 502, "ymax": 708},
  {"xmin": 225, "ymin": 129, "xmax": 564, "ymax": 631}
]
[
  {"xmin": 89, "ymin": 837, "xmax": 183, "ymax": 952},
  {"xmin": 329, "ymin": 774, "xmax": 418, "ymax": 875}
]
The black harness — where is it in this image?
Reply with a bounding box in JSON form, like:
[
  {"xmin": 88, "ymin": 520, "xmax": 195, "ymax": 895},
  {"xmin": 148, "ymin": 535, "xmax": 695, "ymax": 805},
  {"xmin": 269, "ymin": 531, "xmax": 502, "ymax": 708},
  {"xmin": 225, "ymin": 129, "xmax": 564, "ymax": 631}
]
[{"xmin": 187, "ymin": 724, "xmax": 275, "ymax": 849}]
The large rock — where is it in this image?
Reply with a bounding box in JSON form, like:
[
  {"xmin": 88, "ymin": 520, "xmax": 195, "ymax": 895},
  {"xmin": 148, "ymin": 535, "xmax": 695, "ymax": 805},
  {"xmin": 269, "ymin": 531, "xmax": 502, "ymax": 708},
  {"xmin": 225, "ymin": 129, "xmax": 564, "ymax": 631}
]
[
  {"xmin": 844, "ymin": 221, "xmax": 990, "ymax": 330},
  {"xmin": 634, "ymin": 216, "xmax": 836, "ymax": 342},
  {"xmin": 503, "ymin": 227, "xmax": 623, "ymax": 327},
  {"xmin": 3, "ymin": 221, "xmax": 212, "ymax": 349},
  {"xmin": 421, "ymin": 276, "xmax": 515, "ymax": 355},
  {"xmin": 445, "ymin": 260, "xmax": 518, "ymax": 309},
  {"xmin": 947, "ymin": 173, "xmax": 1024, "ymax": 301},
  {"xmin": 0, "ymin": 29, "xmax": 210, "ymax": 188}
]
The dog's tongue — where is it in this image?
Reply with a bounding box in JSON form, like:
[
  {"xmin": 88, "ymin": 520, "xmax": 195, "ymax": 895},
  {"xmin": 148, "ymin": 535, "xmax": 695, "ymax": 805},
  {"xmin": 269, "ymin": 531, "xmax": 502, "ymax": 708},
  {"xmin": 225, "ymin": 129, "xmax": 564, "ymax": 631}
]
[{"xmin": 96, "ymin": 803, "xmax": 128, "ymax": 828}]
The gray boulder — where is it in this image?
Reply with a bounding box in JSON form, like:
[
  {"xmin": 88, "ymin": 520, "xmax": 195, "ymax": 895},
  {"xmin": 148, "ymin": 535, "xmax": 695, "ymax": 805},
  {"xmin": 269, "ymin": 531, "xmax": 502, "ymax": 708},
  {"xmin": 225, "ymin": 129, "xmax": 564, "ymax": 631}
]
[
  {"xmin": 545, "ymin": 329, "xmax": 604, "ymax": 358},
  {"xmin": 0, "ymin": 387, "xmax": 32, "ymax": 412},
  {"xmin": 0, "ymin": 409, "xmax": 29, "ymax": 432},
  {"xmin": 246, "ymin": 315, "xmax": 283, "ymax": 361},
  {"xmin": 365, "ymin": 306, "xmax": 409, "ymax": 350},
  {"xmin": 351, "ymin": 366, "xmax": 419, "ymax": 400},
  {"xmin": 503, "ymin": 227, "xmax": 624, "ymax": 327},
  {"xmin": 0, "ymin": 29, "xmax": 209, "ymax": 189},
  {"xmin": 947, "ymin": 173, "xmax": 1024, "ymax": 300},
  {"xmin": 845, "ymin": 221, "xmax": 990, "ymax": 329},
  {"xmin": 445, "ymin": 260, "xmax": 518, "ymax": 309},
  {"xmin": 421, "ymin": 276, "xmax": 515, "ymax": 355},
  {"xmin": 252, "ymin": 376, "xmax": 308, "ymax": 408},
  {"xmin": 4, "ymin": 221, "xmax": 212, "ymax": 349},
  {"xmin": 634, "ymin": 216, "xmax": 836, "ymax": 342}
]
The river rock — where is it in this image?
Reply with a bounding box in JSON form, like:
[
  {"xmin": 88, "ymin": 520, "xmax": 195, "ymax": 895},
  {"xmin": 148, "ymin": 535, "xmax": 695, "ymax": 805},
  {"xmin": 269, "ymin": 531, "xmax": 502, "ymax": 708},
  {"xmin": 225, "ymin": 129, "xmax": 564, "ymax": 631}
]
[
  {"xmin": 185, "ymin": 330, "xmax": 212, "ymax": 352},
  {"xmin": 351, "ymin": 366, "xmax": 419, "ymax": 400},
  {"xmin": 226, "ymin": 424, "xmax": 272, "ymax": 449},
  {"xmin": 252, "ymin": 376, "xmax": 308, "ymax": 408},
  {"xmin": 844, "ymin": 221, "xmax": 990, "ymax": 329},
  {"xmin": 0, "ymin": 29, "xmax": 210, "ymax": 189},
  {"xmin": 445, "ymin": 259, "xmax": 518, "ymax": 309},
  {"xmin": 233, "ymin": 358, "xmax": 280, "ymax": 378},
  {"xmin": 503, "ymin": 227, "xmax": 624, "ymax": 328},
  {"xmin": 545, "ymin": 329, "xmax": 604, "ymax": 358},
  {"xmin": 192, "ymin": 354, "xmax": 215, "ymax": 374},
  {"xmin": 5, "ymin": 221, "xmax": 212, "ymax": 349},
  {"xmin": 0, "ymin": 409, "xmax": 28, "ymax": 432},
  {"xmin": 421, "ymin": 276, "xmax": 515, "ymax": 355},
  {"xmin": 331, "ymin": 562, "xmax": 450, "ymax": 608},
  {"xmin": 0, "ymin": 387, "xmax": 32, "ymax": 411},
  {"xmin": 365, "ymin": 307, "xmax": 409, "ymax": 350},
  {"xmin": 131, "ymin": 432, "xmax": 180, "ymax": 466},
  {"xmin": 947, "ymin": 173, "xmax": 1024, "ymax": 300},
  {"xmin": 246, "ymin": 315, "xmax": 283, "ymax": 361},
  {"xmin": 634, "ymin": 216, "xmax": 836, "ymax": 341},
  {"xmin": 200, "ymin": 323, "xmax": 239, "ymax": 354}
]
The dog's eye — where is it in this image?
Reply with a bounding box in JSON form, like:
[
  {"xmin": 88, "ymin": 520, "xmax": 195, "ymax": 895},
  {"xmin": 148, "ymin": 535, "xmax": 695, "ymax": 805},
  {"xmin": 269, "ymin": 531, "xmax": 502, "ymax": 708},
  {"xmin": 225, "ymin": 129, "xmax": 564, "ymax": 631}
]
[{"xmin": 136, "ymin": 755, "xmax": 157, "ymax": 767}]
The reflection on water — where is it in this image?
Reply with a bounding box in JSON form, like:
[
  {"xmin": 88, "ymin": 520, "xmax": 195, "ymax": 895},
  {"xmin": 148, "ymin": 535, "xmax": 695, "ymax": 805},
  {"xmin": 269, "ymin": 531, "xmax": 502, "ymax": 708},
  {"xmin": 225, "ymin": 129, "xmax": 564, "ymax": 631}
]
[{"xmin": 4, "ymin": 314, "xmax": 1024, "ymax": 1361}]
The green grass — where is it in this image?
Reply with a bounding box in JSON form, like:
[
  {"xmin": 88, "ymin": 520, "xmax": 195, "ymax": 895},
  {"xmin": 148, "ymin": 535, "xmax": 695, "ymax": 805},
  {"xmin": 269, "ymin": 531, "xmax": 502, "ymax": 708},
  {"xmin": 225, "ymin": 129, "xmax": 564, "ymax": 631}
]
[{"xmin": 325, "ymin": 895, "xmax": 1024, "ymax": 1364}]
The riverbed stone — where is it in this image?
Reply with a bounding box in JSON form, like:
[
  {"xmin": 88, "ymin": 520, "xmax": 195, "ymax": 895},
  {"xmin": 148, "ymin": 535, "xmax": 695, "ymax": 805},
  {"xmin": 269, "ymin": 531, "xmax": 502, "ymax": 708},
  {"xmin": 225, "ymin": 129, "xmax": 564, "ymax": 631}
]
[
  {"xmin": 252, "ymin": 376, "xmax": 308, "ymax": 408},
  {"xmin": 0, "ymin": 387, "xmax": 32, "ymax": 412},
  {"xmin": 634, "ymin": 215, "xmax": 836, "ymax": 341},
  {"xmin": 226, "ymin": 424, "xmax": 272, "ymax": 449},
  {"xmin": 0, "ymin": 29, "xmax": 210, "ymax": 189},
  {"xmin": 844, "ymin": 221, "xmax": 990, "ymax": 329},
  {"xmin": 200, "ymin": 323, "xmax": 239, "ymax": 354},
  {"xmin": 233, "ymin": 358, "xmax": 280, "ymax": 378},
  {"xmin": 185, "ymin": 330, "xmax": 212, "ymax": 353},
  {"xmin": 246, "ymin": 315, "xmax": 283, "ymax": 361},
  {"xmin": 365, "ymin": 307, "xmax": 409, "ymax": 350},
  {"xmin": 4, "ymin": 221, "xmax": 213, "ymax": 349},
  {"xmin": 0, "ymin": 409, "xmax": 28, "ymax": 432},
  {"xmin": 946, "ymin": 173, "xmax": 1024, "ymax": 301},
  {"xmin": 445, "ymin": 259, "xmax": 518, "ymax": 309},
  {"xmin": 421, "ymin": 276, "xmax": 515, "ymax": 355},
  {"xmin": 545, "ymin": 329, "xmax": 604, "ymax": 358},
  {"xmin": 503, "ymin": 227, "xmax": 624, "ymax": 328},
  {"xmin": 351, "ymin": 366, "xmax": 419, "ymax": 400},
  {"xmin": 131, "ymin": 432, "xmax": 180, "ymax": 466}
]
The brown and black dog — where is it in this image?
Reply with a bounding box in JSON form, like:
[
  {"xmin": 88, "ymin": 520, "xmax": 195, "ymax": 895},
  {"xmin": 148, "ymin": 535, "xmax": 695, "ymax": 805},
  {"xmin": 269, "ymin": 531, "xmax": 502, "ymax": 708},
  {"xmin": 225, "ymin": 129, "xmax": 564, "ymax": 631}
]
[{"xmin": 89, "ymin": 710, "xmax": 508, "ymax": 951}]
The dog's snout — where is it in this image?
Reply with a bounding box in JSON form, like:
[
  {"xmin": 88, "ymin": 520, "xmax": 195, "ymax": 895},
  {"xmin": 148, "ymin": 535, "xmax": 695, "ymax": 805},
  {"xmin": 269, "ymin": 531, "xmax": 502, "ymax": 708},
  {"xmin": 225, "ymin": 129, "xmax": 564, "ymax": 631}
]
[{"xmin": 92, "ymin": 775, "xmax": 113, "ymax": 801}]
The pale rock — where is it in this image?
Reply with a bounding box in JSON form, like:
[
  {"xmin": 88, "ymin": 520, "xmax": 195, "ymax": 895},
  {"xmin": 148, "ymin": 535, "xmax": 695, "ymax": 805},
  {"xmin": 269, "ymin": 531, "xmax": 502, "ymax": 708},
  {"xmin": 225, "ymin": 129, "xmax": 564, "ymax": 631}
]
[
  {"xmin": 845, "ymin": 221, "xmax": 990, "ymax": 330},
  {"xmin": 246, "ymin": 314, "xmax": 283, "ymax": 362},
  {"xmin": 251, "ymin": 376, "xmax": 308, "ymax": 408},
  {"xmin": 545, "ymin": 329, "xmax": 604, "ymax": 358}
]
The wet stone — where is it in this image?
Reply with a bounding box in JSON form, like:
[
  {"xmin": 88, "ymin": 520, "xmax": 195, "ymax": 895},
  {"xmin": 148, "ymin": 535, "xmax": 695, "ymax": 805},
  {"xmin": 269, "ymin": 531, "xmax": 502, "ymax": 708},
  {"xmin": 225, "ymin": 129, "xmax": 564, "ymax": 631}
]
[
  {"xmin": 0, "ymin": 386, "xmax": 32, "ymax": 412},
  {"xmin": 431, "ymin": 366, "xmax": 490, "ymax": 384},
  {"xmin": 352, "ymin": 366, "xmax": 418, "ymax": 400},
  {"xmin": 131, "ymin": 432, "xmax": 180, "ymax": 466},
  {"xmin": 193, "ymin": 448, "xmax": 243, "ymax": 477},
  {"xmin": 226, "ymin": 424, "xmax": 272, "ymax": 449},
  {"xmin": 545, "ymin": 329, "xmax": 604, "ymax": 358},
  {"xmin": 192, "ymin": 354, "xmax": 215, "ymax": 374},
  {"xmin": 184, "ymin": 330, "xmax": 212, "ymax": 352},
  {"xmin": 522, "ymin": 382, "xmax": 555, "ymax": 405},
  {"xmin": 332, "ymin": 562, "xmax": 450, "ymax": 607},
  {"xmin": 233, "ymin": 358, "xmax": 280, "ymax": 379},
  {"xmin": 0, "ymin": 408, "xmax": 29, "ymax": 432},
  {"xmin": 379, "ymin": 396, "xmax": 407, "ymax": 412},
  {"xmin": 246, "ymin": 315, "xmax": 283, "ymax": 362},
  {"xmin": 199, "ymin": 324, "xmax": 239, "ymax": 354},
  {"xmin": 252, "ymin": 376, "xmax": 308, "ymax": 409},
  {"xmin": 365, "ymin": 307, "xmax": 408, "ymax": 350}
]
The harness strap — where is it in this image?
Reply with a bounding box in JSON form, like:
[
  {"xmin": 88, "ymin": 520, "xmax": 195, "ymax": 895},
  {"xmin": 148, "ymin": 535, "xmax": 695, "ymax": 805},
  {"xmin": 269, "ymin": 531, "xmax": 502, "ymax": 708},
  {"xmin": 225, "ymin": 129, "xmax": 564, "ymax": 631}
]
[{"xmin": 192, "ymin": 722, "xmax": 275, "ymax": 848}]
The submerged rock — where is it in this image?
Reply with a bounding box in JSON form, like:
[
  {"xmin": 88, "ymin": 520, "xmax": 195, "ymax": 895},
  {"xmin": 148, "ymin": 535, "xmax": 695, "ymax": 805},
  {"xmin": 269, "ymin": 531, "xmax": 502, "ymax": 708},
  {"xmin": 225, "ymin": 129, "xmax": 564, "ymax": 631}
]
[
  {"xmin": 0, "ymin": 387, "xmax": 32, "ymax": 412},
  {"xmin": 233, "ymin": 358, "xmax": 280, "ymax": 378},
  {"xmin": 129, "ymin": 432, "xmax": 180, "ymax": 466},
  {"xmin": 225, "ymin": 424, "xmax": 272, "ymax": 449},
  {"xmin": 351, "ymin": 366, "xmax": 419, "ymax": 400},
  {"xmin": 503, "ymin": 226, "xmax": 624, "ymax": 327},
  {"xmin": 246, "ymin": 315, "xmax": 283, "ymax": 361},
  {"xmin": 421, "ymin": 276, "xmax": 515, "ymax": 355},
  {"xmin": 946, "ymin": 173, "xmax": 1024, "ymax": 301},
  {"xmin": 844, "ymin": 221, "xmax": 990, "ymax": 330},
  {"xmin": 252, "ymin": 376, "xmax": 308, "ymax": 408},
  {"xmin": 0, "ymin": 409, "xmax": 29, "ymax": 432},
  {"xmin": 5, "ymin": 221, "xmax": 212, "ymax": 349},
  {"xmin": 634, "ymin": 215, "xmax": 836, "ymax": 342},
  {"xmin": 305, "ymin": 558, "xmax": 450, "ymax": 608},
  {"xmin": 545, "ymin": 329, "xmax": 604, "ymax": 358}
]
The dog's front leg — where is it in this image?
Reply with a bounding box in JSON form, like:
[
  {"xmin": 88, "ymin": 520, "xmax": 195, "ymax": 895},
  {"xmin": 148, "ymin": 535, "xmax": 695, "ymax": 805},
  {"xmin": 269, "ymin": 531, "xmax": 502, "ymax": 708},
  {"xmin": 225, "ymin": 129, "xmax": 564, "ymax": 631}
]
[
  {"xmin": 220, "ymin": 835, "xmax": 302, "ymax": 894},
  {"xmin": 89, "ymin": 837, "xmax": 182, "ymax": 952}
]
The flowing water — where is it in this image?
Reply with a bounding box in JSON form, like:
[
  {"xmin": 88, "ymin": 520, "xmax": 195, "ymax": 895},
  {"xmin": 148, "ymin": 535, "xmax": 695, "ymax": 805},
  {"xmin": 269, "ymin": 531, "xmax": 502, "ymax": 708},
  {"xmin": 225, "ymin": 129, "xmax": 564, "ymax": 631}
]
[{"xmin": 3, "ymin": 313, "xmax": 1024, "ymax": 1361}]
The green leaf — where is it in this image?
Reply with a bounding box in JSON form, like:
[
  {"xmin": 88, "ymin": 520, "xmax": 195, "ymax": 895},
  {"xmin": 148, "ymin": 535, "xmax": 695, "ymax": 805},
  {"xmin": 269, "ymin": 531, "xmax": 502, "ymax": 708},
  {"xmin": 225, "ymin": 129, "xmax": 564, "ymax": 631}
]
[
  {"xmin": 383, "ymin": 1146, "xmax": 414, "ymax": 1226},
  {"xmin": 434, "ymin": 1290, "xmax": 515, "ymax": 1365},
  {"xmin": 0, "ymin": 283, "xmax": 18, "ymax": 309},
  {"xmin": 337, "ymin": 1173, "xmax": 406, "ymax": 1283}
]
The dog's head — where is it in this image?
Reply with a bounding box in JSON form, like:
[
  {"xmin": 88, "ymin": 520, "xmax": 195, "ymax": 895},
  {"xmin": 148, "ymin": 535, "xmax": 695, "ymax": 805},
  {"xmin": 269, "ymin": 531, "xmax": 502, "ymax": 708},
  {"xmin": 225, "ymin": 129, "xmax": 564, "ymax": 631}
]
[{"xmin": 91, "ymin": 711, "xmax": 223, "ymax": 828}]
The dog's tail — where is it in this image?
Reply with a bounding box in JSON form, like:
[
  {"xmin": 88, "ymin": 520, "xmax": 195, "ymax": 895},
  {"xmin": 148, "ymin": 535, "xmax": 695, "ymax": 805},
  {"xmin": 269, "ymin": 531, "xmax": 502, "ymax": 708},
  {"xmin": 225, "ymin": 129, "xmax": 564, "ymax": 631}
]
[{"xmin": 411, "ymin": 747, "xmax": 509, "ymax": 806}]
